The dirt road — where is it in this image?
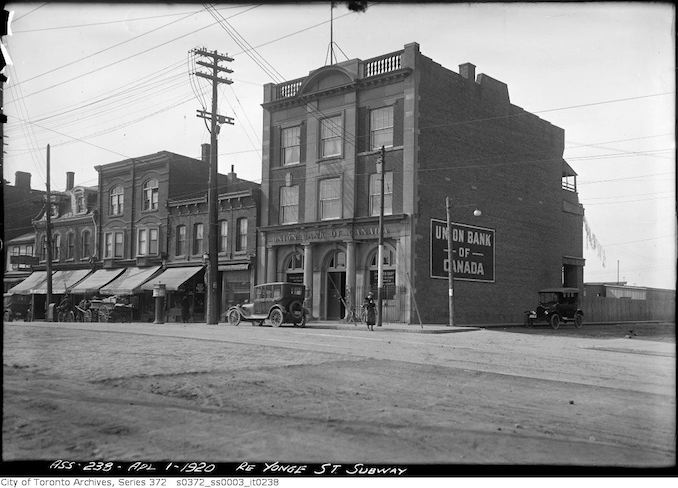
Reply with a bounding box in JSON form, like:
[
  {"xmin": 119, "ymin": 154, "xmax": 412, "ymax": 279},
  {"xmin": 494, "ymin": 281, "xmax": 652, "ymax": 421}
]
[{"xmin": 2, "ymin": 321, "xmax": 675, "ymax": 466}]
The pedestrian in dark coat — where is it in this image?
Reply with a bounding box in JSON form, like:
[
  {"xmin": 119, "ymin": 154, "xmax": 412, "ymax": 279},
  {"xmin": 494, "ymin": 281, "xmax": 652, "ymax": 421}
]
[
  {"xmin": 364, "ymin": 292, "xmax": 376, "ymax": 331},
  {"xmin": 181, "ymin": 295, "xmax": 190, "ymax": 323}
]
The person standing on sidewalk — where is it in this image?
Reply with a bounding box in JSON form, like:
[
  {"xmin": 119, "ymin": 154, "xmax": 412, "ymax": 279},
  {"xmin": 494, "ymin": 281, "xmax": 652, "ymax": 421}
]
[{"xmin": 364, "ymin": 291, "xmax": 376, "ymax": 331}]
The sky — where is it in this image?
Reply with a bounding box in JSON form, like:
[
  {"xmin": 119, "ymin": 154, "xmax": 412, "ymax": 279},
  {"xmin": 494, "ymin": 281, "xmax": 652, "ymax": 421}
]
[{"xmin": 2, "ymin": 2, "xmax": 676, "ymax": 289}]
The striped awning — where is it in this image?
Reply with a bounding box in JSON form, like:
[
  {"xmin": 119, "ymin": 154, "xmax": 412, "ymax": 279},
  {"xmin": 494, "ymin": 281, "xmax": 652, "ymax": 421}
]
[
  {"xmin": 100, "ymin": 266, "xmax": 162, "ymax": 295},
  {"xmin": 7, "ymin": 271, "xmax": 50, "ymax": 295},
  {"xmin": 140, "ymin": 266, "xmax": 204, "ymax": 292},
  {"xmin": 31, "ymin": 269, "xmax": 93, "ymax": 294}
]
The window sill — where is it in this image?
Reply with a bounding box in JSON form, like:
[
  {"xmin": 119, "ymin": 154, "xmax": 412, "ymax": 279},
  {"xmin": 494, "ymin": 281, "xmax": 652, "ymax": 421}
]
[
  {"xmin": 318, "ymin": 155, "xmax": 343, "ymax": 163},
  {"xmin": 141, "ymin": 209, "xmax": 159, "ymax": 214},
  {"xmin": 278, "ymin": 161, "xmax": 303, "ymax": 168}
]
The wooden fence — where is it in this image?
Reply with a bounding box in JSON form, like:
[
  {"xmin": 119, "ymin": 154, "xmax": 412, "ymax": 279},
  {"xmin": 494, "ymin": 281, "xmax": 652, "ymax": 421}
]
[{"xmin": 581, "ymin": 294, "xmax": 675, "ymax": 323}]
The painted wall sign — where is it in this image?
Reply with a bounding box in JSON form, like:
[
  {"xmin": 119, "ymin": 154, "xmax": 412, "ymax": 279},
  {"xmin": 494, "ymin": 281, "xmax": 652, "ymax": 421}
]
[{"xmin": 430, "ymin": 219, "xmax": 495, "ymax": 282}]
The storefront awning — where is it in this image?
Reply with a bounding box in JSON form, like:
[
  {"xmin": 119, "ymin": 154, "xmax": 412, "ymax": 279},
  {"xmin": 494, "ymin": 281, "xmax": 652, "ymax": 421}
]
[
  {"xmin": 140, "ymin": 266, "xmax": 204, "ymax": 292},
  {"xmin": 32, "ymin": 269, "xmax": 93, "ymax": 294},
  {"xmin": 69, "ymin": 269, "xmax": 125, "ymax": 295},
  {"xmin": 218, "ymin": 263, "xmax": 249, "ymax": 272},
  {"xmin": 7, "ymin": 271, "xmax": 50, "ymax": 295},
  {"xmin": 100, "ymin": 266, "xmax": 162, "ymax": 295}
]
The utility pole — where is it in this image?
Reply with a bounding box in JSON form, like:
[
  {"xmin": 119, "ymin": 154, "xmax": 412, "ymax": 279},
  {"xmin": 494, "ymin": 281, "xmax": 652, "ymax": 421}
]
[
  {"xmin": 446, "ymin": 196, "xmax": 454, "ymax": 327},
  {"xmin": 192, "ymin": 47, "xmax": 234, "ymax": 325},
  {"xmin": 45, "ymin": 144, "xmax": 53, "ymax": 319},
  {"xmin": 377, "ymin": 146, "xmax": 385, "ymax": 327}
]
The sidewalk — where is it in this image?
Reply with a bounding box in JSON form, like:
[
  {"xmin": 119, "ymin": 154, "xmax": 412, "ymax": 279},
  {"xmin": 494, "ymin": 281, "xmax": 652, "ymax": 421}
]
[{"xmin": 303, "ymin": 320, "xmax": 482, "ymax": 334}]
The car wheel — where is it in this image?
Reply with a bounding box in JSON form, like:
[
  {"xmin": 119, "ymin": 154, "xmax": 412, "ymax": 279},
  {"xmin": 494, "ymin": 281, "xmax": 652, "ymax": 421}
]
[
  {"xmin": 227, "ymin": 309, "xmax": 241, "ymax": 327},
  {"xmin": 574, "ymin": 313, "xmax": 583, "ymax": 329},
  {"xmin": 269, "ymin": 308, "xmax": 283, "ymax": 327},
  {"xmin": 550, "ymin": 314, "xmax": 560, "ymax": 330}
]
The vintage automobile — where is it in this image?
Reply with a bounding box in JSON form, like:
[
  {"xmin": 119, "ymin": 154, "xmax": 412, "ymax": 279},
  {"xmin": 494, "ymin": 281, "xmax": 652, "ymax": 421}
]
[
  {"xmin": 226, "ymin": 282, "xmax": 308, "ymax": 327},
  {"xmin": 3, "ymin": 293, "xmax": 31, "ymax": 322},
  {"xmin": 525, "ymin": 287, "xmax": 584, "ymax": 329}
]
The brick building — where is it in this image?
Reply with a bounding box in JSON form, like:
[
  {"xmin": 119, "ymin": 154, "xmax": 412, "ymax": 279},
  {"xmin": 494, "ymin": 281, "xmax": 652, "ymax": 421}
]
[
  {"xmin": 257, "ymin": 42, "xmax": 584, "ymax": 325},
  {"xmin": 2, "ymin": 171, "xmax": 46, "ymax": 292},
  {"xmin": 8, "ymin": 171, "xmax": 97, "ymax": 318},
  {"xmin": 158, "ymin": 165, "xmax": 260, "ymax": 322}
]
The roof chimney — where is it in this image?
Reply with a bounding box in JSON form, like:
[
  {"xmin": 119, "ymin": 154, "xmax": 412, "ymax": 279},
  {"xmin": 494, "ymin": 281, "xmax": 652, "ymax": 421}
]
[
  {"xmin": 459, "ymin": 62, "xmax": 476, "ymax": 82},
  {"xmin": 201, "ymin": 143, "xmax": 210, "ymax": 163},
  {"xmin": 227, "ymin": 164, "xmax": 236, "ymax": 182},
  {"xmin": 14, "ymin": 171, "xmax": 31, "ymax": 189},
  {"xmin": 66, "ymin": 171, "xmax": 75, "ymax": 191}
]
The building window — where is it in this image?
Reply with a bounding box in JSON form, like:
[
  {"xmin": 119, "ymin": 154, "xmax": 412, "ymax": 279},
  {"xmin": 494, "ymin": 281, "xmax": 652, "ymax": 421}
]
[
  {"xmin": 219, "ymin": 220, "xmax": 228, "ymax": 253},
  {"xmin": 369, "ymin": 171, "xmax": 393, "ymax": 216},
  {"xmin": 76, "ymin": 193, "xmax": 86, "ymax": 214},
  {"xmin": 176, "ymin": 225, "xmax": 186, "ymax": 256},
  {"xmin": 66, "ymin": 232, "xmax": 75, "ymax": 260},
  {"xmin": 285, "ymin": 252, "xmax": 304, "ymax": 283},
  {"xmin": 10, "ymin": 246, "xmax": 19, "ymax": 270},
  {"xmin": 320, "ymin": 115, "xmax": 342, "ymax": 158},
  {"xmin": 52, "ymin": 234, "xmax": 61, "ymax": 261},
  {"xmin": 81, "ymin": 230, "xmax": 91, "ymax": 258},
  {"xmin": 104, "ymin": 231, "xmax": 124, "ymax": 258},
  {"xmin": 114, "ymin": 232, "xmax": 124, "ymax": 257},
  {"xmin": 319, "ymin": 177, "xmax": 341, "ymax": 220},
  {"xmin": 39, "ymin": 236, "xmax": 47, "ymax": 261},
  {"xmin": 150, "ymin": 229, "xmax": 158, "ymax": 255},
  {"xmin": 104, "ymin": 233, "xmax": 112, "ymax": 259},
  {"xmin": 281, "ymin": 126, "xmax": 301, "ymax": 166},
  {"xmin": 236, "ymin": 218, "xmax": 247, "ymax": 252},
  {"xmin": 370, "ymin": 106, "xmax": 394, "ymax": 150},
  {"xmin": 369, "ymin": 247, "xmax": 396, "ymax": 299},
  {"xmin": 138, "ymin": 229, "xmax": 148, "ymax": 256},
  {"xmin": 142, "ymin": 179, "xmax": 159, "ymax": 211},
  {"xmin": 193, "ymin": 223, "xmax": 204, "ymax": 255},
  {"xmin": 110, "ymin": 186, "xmax": 124, "ymax": 215},
  {"xmin": 328, "ymin": 249, "xmax": 346, "ymax": 269},
  {"xmin": 280, "ymin": 185, "xmax": 299, "ymax": 224}
]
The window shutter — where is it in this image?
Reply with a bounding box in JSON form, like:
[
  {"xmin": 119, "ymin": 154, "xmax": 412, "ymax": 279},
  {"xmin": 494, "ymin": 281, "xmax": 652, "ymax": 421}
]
[
  {"xmin": 271, "ymin": 126, "xmax": 281, "ymax": 167},
  {"xmin": 393, "ymin": 98, "xmax": 404, "ymax": 147},
  {"xmin": 299, "ymin": 121, "xmax": 307, "ymax": 163},
  {"xmin": 357, "ymin": 107, "xmax": 369, "ymax": 153}
]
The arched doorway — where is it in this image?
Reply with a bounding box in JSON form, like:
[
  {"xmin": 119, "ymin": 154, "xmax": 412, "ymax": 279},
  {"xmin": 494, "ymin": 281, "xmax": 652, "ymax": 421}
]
[
  {"xmin": 284, "ymin": 251, "xmax": 304, "ymax": 284},
  {"xmin": 325, "ymin": 249, "xmax": 346, "ymax": 320}
]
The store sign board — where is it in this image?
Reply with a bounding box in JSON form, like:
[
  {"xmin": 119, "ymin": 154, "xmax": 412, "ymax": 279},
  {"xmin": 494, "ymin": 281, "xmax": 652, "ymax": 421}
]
[{"xmin": 430, "ymin": 219, "xmax": 495, "ymax": 282}]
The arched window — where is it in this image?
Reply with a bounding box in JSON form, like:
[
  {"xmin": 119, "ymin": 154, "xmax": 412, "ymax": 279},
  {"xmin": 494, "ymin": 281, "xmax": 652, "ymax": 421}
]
[
  {"xmin": 328, "ymin": 249, "xmax": 346, "ymax": 270},
  {"xmin": 110, "ymin": 186, "xmax": 124, "ymax": 215},
  {"xmin": 285, "ymin": 252, "xmax": 304, "ymax": 283},
  {"xmin": 81, "ymin": 230, "xmax": 91, "ymax": 258},
  {"xmin": 40, "ymin": 235, "xmax": 47, "ymax": 261},
  {"xmin": 142, "ymin": 179, "xmax": 159, "ymax": 211},
  {"xmin": 368, "ymin": 247, "xmax": 396, "ymax": 299}
]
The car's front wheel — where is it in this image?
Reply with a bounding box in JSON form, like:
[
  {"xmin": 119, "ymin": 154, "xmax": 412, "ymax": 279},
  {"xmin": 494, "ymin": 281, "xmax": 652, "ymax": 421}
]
[
  {"xmin": 550, "ymin": 314, "xmax": 560, "ymax": 330},
  {"xmin": 574, "ymin": 313, "xmax": 583, "ymax": 329},
  {"xmin": 227, "ymin": 309, "xmax": 241, "ymax": 327},
  {"xmin": 269, "ymin": 308, "xmax": 283, "ymax": 327}
]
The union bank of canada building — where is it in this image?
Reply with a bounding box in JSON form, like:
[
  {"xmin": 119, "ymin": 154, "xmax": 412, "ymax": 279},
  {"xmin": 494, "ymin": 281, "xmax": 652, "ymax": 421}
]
[{"xmin": 257, "ymin": 43, "xmax": 584, "ymax": 325}]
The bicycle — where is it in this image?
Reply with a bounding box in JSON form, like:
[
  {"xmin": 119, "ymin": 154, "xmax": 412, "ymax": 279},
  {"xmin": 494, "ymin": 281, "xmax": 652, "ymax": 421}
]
[{"xmin": 344, "ymin": 305, "xmax": 368, "ymax": 325}]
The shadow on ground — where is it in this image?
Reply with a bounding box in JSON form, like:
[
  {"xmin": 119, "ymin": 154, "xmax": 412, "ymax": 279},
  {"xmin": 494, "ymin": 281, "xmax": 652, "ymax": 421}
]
[{"xmin": 486, "ymin": 322, "xmax": 675, "ymax": 343}]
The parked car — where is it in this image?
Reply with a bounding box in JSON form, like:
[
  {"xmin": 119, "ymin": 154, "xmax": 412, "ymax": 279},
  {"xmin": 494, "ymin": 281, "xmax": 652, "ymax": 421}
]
[
  {"xmin": 525, "ymin": 287, "xmax": 584, "ymax": 329},
  {"xmin": 226, "ymin": 282, "xmax": 309, "ymax": 327},
  {"xmin": 3, "ymin": 293, "xmax": 31, "ymax": 322}
]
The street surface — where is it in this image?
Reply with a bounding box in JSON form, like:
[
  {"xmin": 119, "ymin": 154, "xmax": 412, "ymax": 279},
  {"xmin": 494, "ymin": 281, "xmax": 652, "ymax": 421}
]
[{"xmin": 2, "ymin": 320, "xmax": 675, "ymax": 466}]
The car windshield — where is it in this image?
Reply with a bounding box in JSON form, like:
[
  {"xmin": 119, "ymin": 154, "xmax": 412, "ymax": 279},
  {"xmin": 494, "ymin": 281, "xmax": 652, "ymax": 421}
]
[{"xmin": 538, "ymin": 292, "xmax": 560, "ymax": 305}]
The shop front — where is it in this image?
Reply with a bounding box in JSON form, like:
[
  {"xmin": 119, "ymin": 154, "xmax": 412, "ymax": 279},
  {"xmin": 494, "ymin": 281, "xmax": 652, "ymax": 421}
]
[
  {"xmin": 140, "ymin": 266, "xmax": 205, "ymax": 323},
  {"xmin": 261, "ymin": 216, "xmax": 411, "ymax": 322},
  {"xmin": 100, "ymin": 266, "xmax": 162, "ymax": 321}
]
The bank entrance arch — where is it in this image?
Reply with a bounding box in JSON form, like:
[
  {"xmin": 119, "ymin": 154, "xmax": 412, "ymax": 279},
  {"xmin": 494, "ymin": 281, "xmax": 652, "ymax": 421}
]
[{"xmin": 325, "ymin": 248, "xmax": 346, "ymax": 320}]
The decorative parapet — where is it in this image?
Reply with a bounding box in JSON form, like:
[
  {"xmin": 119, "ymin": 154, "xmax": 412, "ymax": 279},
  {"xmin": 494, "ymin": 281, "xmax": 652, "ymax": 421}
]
[
  {"xmin": 276, "ymin": 78, "xmax": 304, "ymax": 100},
  {"xmin": 362, "ymin": 50, "xmax": 403, "ymax": 78},
  {"xmin": 270, "ymin": 49, "xmax": 405, "ymax": 102}
]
